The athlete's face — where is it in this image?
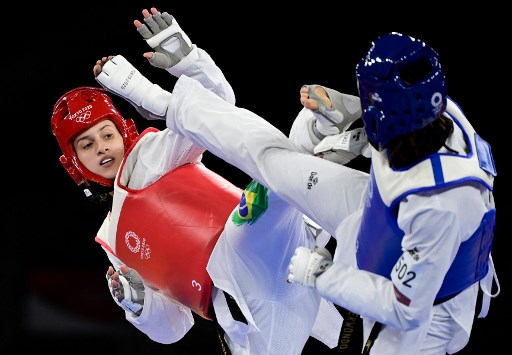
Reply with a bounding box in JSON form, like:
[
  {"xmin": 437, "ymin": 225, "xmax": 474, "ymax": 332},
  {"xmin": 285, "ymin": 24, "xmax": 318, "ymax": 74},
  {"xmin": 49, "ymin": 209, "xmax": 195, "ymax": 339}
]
[{"xmin": 73, "ymin": 119, "xmax": 125, "ymax": 181}]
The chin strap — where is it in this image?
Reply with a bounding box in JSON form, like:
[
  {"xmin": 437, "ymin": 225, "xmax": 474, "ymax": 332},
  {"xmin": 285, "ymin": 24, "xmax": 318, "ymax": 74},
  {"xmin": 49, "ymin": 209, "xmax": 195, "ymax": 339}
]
[{"xmin": 82, "ymin": 181, "xmax": 114, "ymax": 205}]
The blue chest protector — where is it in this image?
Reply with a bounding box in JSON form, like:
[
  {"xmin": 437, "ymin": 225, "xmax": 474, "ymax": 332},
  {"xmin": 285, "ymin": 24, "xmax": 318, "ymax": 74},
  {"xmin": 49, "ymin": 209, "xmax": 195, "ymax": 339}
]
[{"xmin": 356, "ymin": 98, "xmax": 497, "ymax": 301}]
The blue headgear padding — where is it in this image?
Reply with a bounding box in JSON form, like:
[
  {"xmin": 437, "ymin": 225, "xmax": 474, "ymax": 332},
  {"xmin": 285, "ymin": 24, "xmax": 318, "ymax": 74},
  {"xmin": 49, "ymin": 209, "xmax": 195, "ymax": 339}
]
[{"xmin": 356, "ymin": 32, "xmax": 447, "ymax": 150}]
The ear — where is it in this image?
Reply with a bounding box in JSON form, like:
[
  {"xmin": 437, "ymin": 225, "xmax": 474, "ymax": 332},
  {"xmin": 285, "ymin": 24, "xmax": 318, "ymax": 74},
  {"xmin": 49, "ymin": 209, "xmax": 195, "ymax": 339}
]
[{"xmin": 59, "ymin": 155, "xmax": 87, "ymax": 186}]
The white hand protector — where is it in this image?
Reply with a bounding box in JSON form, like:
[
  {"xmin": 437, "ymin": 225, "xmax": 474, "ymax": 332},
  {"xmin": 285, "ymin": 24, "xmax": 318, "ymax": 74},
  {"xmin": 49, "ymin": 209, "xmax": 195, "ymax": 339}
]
[
  {"xmin": 287, "ymin": 246, "xmax": 333, "ymax": 287},
  {"xmin": 137, "ymin": 10, "xmax": 193, "ymax": 70},
  {"xmin": 303, "ymin": 85, "xmax": 362, "ymax": 138},
  {"xmin": 106, "ymin": 267, "xmax": 145, "ymax": 316},
  {"xmin": 96, "ymin": 55, "xmax": 171, "ymax": 120},
  {"xmin": 314, "ymin": 127, "xmax": 371, "ymax": 164}
]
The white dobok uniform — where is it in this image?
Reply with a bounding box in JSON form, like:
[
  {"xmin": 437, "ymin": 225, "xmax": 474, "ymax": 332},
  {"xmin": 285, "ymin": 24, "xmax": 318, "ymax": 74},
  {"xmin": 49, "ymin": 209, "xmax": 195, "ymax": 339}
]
[
  {"xmin": 161, "ymin": 75, "xmax": 499, "ymax": 355},
  {"xmin": 95, "ymin": 45, "xmax": 346, "ymax": 354}
]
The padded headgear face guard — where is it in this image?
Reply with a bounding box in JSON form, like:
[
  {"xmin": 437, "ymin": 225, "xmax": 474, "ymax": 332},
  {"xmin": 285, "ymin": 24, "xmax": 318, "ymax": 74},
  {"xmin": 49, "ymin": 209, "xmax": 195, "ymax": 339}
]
[
  {"xmin": 356, "ymin": 32, "xmax": 447, "ymax": 150},
  {"xmin": 51, "ymin": 87, "xmax": 139, "ymax": 187}
]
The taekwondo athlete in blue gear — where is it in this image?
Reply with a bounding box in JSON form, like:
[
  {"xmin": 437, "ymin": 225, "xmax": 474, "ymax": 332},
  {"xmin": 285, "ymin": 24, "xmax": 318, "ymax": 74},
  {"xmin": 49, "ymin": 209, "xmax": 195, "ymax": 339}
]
[{"xmin": 289, "ymin": 32, "xmax": 499, "ymax": 355}]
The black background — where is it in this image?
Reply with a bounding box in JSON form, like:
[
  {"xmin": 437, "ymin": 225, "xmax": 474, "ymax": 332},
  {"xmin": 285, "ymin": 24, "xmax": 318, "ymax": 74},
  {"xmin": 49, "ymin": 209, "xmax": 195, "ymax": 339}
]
[{"xmin": 4, "ymin": 1, "xmax": 507, "ymax": 353}]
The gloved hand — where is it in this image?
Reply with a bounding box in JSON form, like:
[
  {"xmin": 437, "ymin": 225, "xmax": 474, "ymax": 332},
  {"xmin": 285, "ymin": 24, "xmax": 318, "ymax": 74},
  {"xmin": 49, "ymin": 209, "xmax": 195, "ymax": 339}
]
[
  {"xmin": 136, "ymin": 7, "xmax": 193, "ymax": 70},
  {"xmin": 95, "ymin": 54, "xmax": 171, "ymax": 120},
  {"xmin": 106, "ymin": 265, "xmax": 145, "ymax": 316},
  {"xmin": 301, "ymin": 85, "xmax": 362, "ymax": 138},
  {"xmin": 287, "ymin": 246, "xmax": 333, "ymax": 287},
  {"xmin": 314, "ymin": 127, "xmax": 371, "ymax": 164}
]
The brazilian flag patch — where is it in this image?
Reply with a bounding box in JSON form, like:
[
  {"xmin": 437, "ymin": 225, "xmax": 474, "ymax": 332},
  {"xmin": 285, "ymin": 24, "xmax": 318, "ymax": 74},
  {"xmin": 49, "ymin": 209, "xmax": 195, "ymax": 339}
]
[{"xmin": 232, "ymin": 180, "xmax": 268, "ymax": 226}]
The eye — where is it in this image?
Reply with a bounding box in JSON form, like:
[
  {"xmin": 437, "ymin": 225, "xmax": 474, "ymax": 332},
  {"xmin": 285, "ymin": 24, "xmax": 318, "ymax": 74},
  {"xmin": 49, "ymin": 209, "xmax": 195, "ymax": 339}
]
[
  {"xmin": 81, "ymin": 142, "xmax": 93, "ymax": 150},
  {"xmin": 104, "ymin": 132, "xmax": 114, "ymax": 140}
]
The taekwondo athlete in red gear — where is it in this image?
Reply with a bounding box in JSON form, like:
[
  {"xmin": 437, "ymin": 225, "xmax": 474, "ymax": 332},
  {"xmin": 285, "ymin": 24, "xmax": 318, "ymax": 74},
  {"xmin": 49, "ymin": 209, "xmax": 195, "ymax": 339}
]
[{"xmin": 52, "ymin": 7, "xmax": 374, "ymax": 354}]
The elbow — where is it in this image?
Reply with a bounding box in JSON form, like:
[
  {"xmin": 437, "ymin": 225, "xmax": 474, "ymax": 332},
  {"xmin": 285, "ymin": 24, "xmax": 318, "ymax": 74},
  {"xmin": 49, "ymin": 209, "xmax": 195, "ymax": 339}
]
[{"xmin": 394, "ymin": 307, "xmax": 430, "ymax": 331}]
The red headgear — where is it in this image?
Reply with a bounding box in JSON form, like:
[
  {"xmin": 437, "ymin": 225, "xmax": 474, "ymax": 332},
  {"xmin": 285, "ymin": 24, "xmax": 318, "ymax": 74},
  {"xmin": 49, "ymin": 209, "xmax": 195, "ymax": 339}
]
[{"xmin": 51, "ymin": 87, "xmax": 139, "ymax": 187}]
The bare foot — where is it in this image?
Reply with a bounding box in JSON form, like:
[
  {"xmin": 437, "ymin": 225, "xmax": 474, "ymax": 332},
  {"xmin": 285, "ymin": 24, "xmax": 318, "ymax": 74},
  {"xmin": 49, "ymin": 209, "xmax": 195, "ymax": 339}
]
[{"xmin": 300, "ymin": 85, "xmax": 332, "ymax": 110}]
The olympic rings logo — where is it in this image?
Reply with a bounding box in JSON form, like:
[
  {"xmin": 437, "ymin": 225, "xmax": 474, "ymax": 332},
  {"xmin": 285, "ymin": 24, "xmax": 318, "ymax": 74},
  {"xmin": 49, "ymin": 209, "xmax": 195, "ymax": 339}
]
[
  {"xmin": 68, "ymin": 104, "xmax": 93, "ymax": 121},
  {"xmin": 76, "ymin": 110, "xmax": 92, "ymax": 123},
  {"xmin": 124, "ymin": 230, "xmax": 151, "ymax": 260},
  {"xmin": 125, "ymin": 231, "xmax": 140, "ymax": 253}
]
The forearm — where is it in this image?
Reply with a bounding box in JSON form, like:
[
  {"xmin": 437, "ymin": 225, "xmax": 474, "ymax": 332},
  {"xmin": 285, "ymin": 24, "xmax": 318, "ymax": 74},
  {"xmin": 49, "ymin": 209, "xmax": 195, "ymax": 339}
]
[
  {"xmin": 316, "ymin": 263, "xmax": 427, "ymax": 331},
  {"xmin": 102, "ymin": 241, "xmax": 194, "ymax": 342},
  {"xmin": 168, "ymin": 46, "xmax": 235, "ymax": 104}
]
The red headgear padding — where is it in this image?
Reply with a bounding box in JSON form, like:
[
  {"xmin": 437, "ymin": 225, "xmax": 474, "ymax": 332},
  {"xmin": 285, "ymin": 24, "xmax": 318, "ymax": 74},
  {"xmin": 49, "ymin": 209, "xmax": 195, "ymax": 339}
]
[{"xmin": 51, "ymin": 87, "xmax": 139, "ymax": 187}]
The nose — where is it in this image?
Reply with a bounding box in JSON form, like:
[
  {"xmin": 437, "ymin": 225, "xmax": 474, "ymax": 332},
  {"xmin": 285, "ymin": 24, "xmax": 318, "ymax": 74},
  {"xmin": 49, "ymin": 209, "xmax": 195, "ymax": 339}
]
[{"xmin": 98, "ymin": 144, "xmax": 109, "ymax": 154}]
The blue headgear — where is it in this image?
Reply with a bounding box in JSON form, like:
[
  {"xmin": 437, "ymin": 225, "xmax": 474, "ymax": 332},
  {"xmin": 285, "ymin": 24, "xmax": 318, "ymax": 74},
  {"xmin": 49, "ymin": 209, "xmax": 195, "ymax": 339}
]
[{"xmin": 356, "ymin": 32, "xmax": 447, "ymax": 150}]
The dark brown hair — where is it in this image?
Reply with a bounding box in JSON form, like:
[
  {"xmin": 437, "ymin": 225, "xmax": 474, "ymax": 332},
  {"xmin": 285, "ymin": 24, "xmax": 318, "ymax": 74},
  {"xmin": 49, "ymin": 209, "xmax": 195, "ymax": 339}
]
[{"xmin": 387, "ymin": 115, "xmax": 455, "ymax": 169}]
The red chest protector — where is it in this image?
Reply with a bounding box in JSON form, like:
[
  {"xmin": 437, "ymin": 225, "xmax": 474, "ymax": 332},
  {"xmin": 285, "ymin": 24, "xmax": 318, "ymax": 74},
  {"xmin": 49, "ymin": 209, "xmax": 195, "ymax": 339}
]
[{"xmin": 112, "ymin": 163, "xmax": 242, "ymax": 319}]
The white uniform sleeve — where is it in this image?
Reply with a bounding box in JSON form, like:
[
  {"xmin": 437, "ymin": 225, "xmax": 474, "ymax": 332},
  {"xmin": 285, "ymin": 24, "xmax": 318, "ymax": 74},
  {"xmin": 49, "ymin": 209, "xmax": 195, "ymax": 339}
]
[
  {"xmin": 166, "ymin": 75, "xmax": 369, "ymax": 235},
  {"xmin": 126, "ymin": 45, "xmax": 236, "ymax": 190},
  {"xmin": 102, "ymin": 247, "xmax": 194, "ymax": 344},
  {"xmin": 127, "ymin": 130, "xmax": 205, "ymax": 189},
  {"xmin": 127, "ymin": 286, "xmax": 195, "ymax": 344},
  {"xmin": 167, "ymin": 46, "xmax": 235, "ymax": 104},
  {"xmin": 316, "ymin": 184, "xmax": 487, "ymax": 331}
]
